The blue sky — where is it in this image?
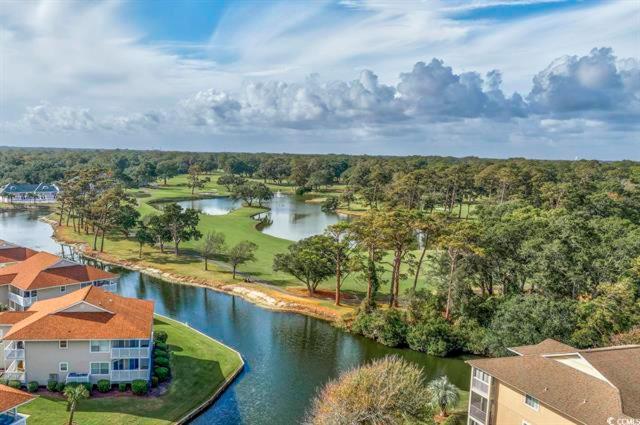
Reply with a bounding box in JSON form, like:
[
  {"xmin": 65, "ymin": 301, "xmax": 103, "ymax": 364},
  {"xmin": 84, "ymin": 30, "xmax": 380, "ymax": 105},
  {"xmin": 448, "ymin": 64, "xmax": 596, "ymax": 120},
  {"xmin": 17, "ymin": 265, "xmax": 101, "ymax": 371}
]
[{"xmin": 0, "ymin": 0, "xmax": 638, "ymax": 159}]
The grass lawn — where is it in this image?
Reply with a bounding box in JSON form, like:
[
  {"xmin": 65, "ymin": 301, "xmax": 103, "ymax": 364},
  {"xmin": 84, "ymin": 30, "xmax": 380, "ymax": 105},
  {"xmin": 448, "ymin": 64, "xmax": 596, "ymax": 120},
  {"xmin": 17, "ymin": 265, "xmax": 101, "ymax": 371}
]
[
  {"xmin": 21, "ymin": 316, "xmax": 243, "ymax": 425},
  {"xmin": 55, "ymin": 174, "xmax": 447, "ymax": 313}
]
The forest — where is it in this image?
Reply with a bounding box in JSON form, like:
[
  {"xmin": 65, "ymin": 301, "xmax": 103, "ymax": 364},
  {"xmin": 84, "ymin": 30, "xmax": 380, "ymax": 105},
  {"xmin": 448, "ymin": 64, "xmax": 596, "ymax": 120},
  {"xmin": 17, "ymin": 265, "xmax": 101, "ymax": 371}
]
[{"xmin": 1, "ymin": 146, "xmax": 639, "ymax": 358}]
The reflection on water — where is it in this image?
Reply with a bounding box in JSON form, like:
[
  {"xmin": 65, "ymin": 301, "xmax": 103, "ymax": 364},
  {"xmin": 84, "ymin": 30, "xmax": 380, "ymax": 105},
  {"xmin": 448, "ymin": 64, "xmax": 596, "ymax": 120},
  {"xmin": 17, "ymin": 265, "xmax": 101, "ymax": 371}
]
[
  {"xmin": 177, "ymin": 197, "xmax": 244, "ymax": 216},
  {"xmin": 0, "ymin": 209, "xmax": 470, "ymax": 425},
  {"xmin": 178, "ymin": 193, "xmax": 349, "ymax": 241}
]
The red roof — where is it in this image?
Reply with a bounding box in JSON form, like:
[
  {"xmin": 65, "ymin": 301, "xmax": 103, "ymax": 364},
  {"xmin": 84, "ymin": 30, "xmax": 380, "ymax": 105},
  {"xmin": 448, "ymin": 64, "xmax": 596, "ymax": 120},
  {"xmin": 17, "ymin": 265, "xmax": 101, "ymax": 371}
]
[
  {"xmin": 0, "ymin": 384, "xmax": 35, "ymax": 413},
  {"xmin": 3, "ymin": 286, "xmax": 154, "ymax": 340},
  {"xmin": 0, "ymin": 240, "xmax": 38, "ymax": 264},
  {"xmin": 0, "ymin": 252, "xmax": 116, "ymax": 290}
]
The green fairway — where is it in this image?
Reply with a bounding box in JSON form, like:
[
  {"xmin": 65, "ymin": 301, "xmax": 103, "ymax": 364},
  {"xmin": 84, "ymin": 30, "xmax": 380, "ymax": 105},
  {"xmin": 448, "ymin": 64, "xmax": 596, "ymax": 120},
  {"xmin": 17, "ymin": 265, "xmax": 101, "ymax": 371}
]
[
  {"xmin": 21, "ymin": 316, "xmax": 243, "ymax": 425},
  {"xmin": 57, "ymin": 174, "xmax": 441, "ymax": 306}
]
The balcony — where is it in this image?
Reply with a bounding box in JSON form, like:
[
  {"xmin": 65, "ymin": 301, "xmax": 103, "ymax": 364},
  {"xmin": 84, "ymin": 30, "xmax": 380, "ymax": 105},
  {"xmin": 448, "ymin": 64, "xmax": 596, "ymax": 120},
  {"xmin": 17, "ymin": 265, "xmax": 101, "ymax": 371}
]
[
  {"xmin": 0, "ymin": 412, "xmax": 29, "ymax": 425},
  {"xmin": 4, "ymin": 342, "xmax": 25, "ymax": 360},
  {"xmin": 111, "ymin": 370, "xmax": 149, "ymax": 382},
  {"xmin": 1, "ymin": 361, "xmax": 25, "ymax": 383},
  {"xmin": 472, "ymin": 377, "xmax": 489, "ymax": 396},
  {"xmin": 111, "ymin": 347, "xmax": 150, "ymax": 359},
  {"xmin": 8, "ymin": 293, "xmax": 36, "ymax": 308},
  {"xmin": 469, "ymin": 405, "xmax": 487, "ymax": 424}
]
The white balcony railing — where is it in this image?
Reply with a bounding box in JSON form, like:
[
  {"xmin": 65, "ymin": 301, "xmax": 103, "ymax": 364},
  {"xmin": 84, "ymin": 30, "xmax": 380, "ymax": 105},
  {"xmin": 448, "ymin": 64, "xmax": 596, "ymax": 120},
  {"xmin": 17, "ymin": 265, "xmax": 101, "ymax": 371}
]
[
  {"xmin": 8, "ymin": 293, "xmax": 36, "ymax": 308},
  {"xmin": 472, "ymin": 377, "xmax": 489, "ymax": 396},
  {"xmin": 111, "ymin": 347, "xmax": 149, "ymax": 359},
  {"xmin": 0, "ymin": 413, "xmax": 28, "ymax": 425},
  {"xmin": 1, "ymin": 361, "xmax": 26, "ymax": 382},
  {"xmin": 110, "ymin": 370, "xmax": 149, "ymax": 382},
  {"xmin": 4, "ymin": 342, "xmax": 25, "ymax": 360}
]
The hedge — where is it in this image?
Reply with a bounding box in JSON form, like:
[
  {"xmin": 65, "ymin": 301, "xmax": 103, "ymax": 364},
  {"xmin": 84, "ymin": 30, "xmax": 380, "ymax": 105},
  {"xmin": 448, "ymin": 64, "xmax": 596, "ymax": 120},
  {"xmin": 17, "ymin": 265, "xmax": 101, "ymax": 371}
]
[
  {"xmin": 27, "ymin": 381, "xmax": 39, "ymax": 393},
  {"xmin": 97, "ymin": 379, "xmax": 111, "ymax": 393},
  {"xmin": 131, "ymin": 379, "xmax": 148, "ymax": 396}
]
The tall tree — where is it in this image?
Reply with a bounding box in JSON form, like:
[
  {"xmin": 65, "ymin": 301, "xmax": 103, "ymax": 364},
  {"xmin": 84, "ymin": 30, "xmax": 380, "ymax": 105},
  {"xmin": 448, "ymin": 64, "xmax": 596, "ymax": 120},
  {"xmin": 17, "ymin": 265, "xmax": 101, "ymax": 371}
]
[
  {"xmin": 161, "ymin": 203, "xmax": 202, "ymax": 255},
  {"xmin": 274, "ymin": 235, "xmax": 336, "ymax": 296},
  {"xmin": 201, "ymin": 231, "xmax": 226, "ymax": 271},
  {"xmin": 228, "ymin": 241, "xmax": 258, "ymax": 279},
  {"xmin": 64, "ymin": 384, "xmax": 89, "ymax": 425}
]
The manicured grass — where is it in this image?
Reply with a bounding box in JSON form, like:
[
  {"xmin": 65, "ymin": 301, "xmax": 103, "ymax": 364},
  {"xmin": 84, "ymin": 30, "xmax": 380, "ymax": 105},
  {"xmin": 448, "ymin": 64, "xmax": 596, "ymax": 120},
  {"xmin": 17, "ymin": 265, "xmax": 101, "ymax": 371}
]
[
  {"xmin": 21, "ymin": 316, "xmax": 243, "ymax": 425},
  {"xmin": 56, "ymin": 174, "xmax": 442, "ymax": 308}
]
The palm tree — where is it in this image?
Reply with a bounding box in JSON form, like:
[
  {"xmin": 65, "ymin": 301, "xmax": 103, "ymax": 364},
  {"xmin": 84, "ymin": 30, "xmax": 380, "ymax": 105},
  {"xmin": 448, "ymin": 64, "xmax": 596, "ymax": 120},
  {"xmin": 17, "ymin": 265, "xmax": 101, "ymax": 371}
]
[
  {"xmin": 427, "ymin": 376, "xmax": 460, "ymax": 418},
  {"xmin": 64, "ymin": 384, "xmax": 89, "ymax": 425}
]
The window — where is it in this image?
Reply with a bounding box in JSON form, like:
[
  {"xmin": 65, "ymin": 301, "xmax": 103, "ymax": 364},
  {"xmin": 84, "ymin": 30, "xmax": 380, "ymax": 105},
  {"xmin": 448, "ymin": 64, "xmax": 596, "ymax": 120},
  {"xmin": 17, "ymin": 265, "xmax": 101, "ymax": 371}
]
[
  {"xmin": 90, "ymin": 362, "xmax": 109, "ymax": 375},
  {"xmin": 112, "ymin": 359, "xmax": 140, "ymax": 371},
  {"xmin": 59, "ymin": 340, "xmax": 68, "ymax": 349},
  {"xmin": 90, "ymin": 340, "xmax": 110, "ymax": 353},
  {"xmin": 524, "ymin": 394, "xmax": 540, "ymax": 410},
  {"xmin": 140, "ymin": 339, "xmax": 150, "ymax": 348},
  {"xmin": 60, "ymin": 286, "xmax": 66, "ymax": 293},
  {"xmin": 140, "ymin": 358, "xmax": 149, "ymax": 370},
  {"xmin": 473, "ymin": 368, "xmax": 490, "ymax": 383},
  {"xmin": 59, "ymin": 362, "xmax": 69, "ymax": 372}
]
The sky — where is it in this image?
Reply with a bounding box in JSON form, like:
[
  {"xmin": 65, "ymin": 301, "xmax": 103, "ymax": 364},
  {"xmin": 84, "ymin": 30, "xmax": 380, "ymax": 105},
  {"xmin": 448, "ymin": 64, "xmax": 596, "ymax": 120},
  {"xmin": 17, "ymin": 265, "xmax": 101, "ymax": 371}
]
[{"xmin": 0, "ymin": 0, "xmax": 638, "ymax": 160}]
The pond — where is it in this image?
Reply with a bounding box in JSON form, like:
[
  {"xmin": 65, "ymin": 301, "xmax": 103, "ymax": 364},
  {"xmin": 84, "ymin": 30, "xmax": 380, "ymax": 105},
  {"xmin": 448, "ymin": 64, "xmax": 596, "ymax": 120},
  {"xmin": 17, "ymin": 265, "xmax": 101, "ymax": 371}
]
[
  {"xmin": 176, "ymin": 192, "xmax": 349, "ymax": 241},
  {"xmin": 0, "ymin": 208, "xmax": 471, "ymax": 425}
]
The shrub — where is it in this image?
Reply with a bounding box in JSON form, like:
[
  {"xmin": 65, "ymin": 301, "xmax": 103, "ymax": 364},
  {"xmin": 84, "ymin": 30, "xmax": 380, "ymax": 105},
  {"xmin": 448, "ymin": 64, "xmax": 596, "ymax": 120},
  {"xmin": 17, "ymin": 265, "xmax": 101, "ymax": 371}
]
[
  {"xmin": 441, "ymin": 414, "xmax": 465, "ymax": 425},
  {"xmin": 118, "ymin": 383, "xmax": 127, "ymax": 392},
  {"xmin": 154, "ymin": 367, "xmax": 169, "ymax": 382},
  {"xmin": 47, "ymin": 380, "xmax": 58, "ymax": 392},
  {"xmin": 154, "ymin": 331, "xmax": 168, "ymax": 343},
  {"xmin": 131, "ymin": 380, "xmax": 148, "ymax": 396},
  {"xmin": 56, "ymin": 382, "xmax": 66, "ymax": 392},
  {"xmin": 67, "ymin": 382, "xmax": 92, "ymax": 393},
  {"xmin": 306, "ymin": 356, "xmax": 432, "ymax": 424},
  {"xmin": 8, "ymin": 380, "xmax": 21, "ymax": 389},
  {"xmin": 151, "ymin": 376, "xmax": 159, "ymax": 388},
  {"xmin": 154, "ymin": 357, "xmax": 169, "ymax": 368},
  {"xmin": 295, "ymin": 186, "xmax": 311, "ymax": 196},
  {"xmin": 154, "ymin": 348, "xmax": 168, "ymax": 358},
  {"xmin": 407, "ymin": 317, "xmax": 458, "ymax": 357},
  {"xmin": 154, "ymin": 342, "xmax": 168, "ymax": 351},
  {"xmin": 351, "ymin": 308, "xmax": 407, "ymax": 347},
  {"xmin": 27, "ymin": 381, "xmax": 39, "ymax": 393},
  {"xmin": 97, "ymin": 379, "xmax": 111, "ymax": 393},
  {"xmin": 154, "ymin": 353, "xmax": 169, "ymax": 362}
]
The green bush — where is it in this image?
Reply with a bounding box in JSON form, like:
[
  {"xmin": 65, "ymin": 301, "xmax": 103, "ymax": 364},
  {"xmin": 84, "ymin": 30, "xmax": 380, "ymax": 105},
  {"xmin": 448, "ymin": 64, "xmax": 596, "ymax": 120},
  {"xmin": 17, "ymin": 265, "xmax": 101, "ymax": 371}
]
[
  {"xmin": 154, "ymin": 367, "xmax": 169, "ymax": 382},
  {"xmin": 406, "ymin": 316, "xmax": 458, "ymax": 357},
  {"xmin": 154, "ymin": 353, "xmax": 169, "ymax": 363},
  {"xmin": 67, "ymin": 382, "xmax": 92, "ymax": 393},
  {"xmin": 27, "ymin": 381, "xmax": 39, "ymax": 393},
  {"xmin": 8, "ymin": 380, "xmax": 21, "ymax": 389},
  {"xmin": 151, "ymin": 376, "xmax": 159, "ymax": 388},
  {"xmin": 154, "ymin": 357, "xmax": 169, "ymax": 368},
  {"xmin": 154, "ymin": 331, "xmax": 168, "ymax": 343},
  {"xmin": 351, "ymin": 308, "xmax": 407, "ymax": 347},
  {"xmin": 118, "ymin": 383, "xmax": 127, "ymax": 392},
  {"xmin": 441, "ymin": 414, "xmax": 465, "ymax": 425},
  {"xmin": 56, "ymin": 382, "xmax": 66, "ymax": 392},
  {"xmin": 131, "ymin": 379, "xmax": 148, "ymax": 396},
  {"xmin": 154, "ymin": 348, "xmax": 168, "ymax": 358},
  {"xmin": 47, "ymin": 380, "xmax": 58, "ymax": 392},
  {"xmin": 97, "ymin": 379, "xmax": 111, "ymax": 393},
  {"xmin": 154, "ymin": 341, "xmax": 167, "ymax": 351}
]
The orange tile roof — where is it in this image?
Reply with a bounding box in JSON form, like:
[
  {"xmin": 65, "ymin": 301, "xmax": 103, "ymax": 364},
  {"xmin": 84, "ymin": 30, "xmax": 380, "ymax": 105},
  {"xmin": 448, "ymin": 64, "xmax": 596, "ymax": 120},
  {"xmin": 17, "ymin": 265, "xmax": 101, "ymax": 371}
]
[
  {"xmin": 0, "ymin": 245, "xmax": 38, "ymax": 264},
  {"xmin": 3, "ymin": 286, "xmax": 154, "ymax": 340},
  {"xmin": 0, "ymin": 311, "xmax": 34, "ymax": 325},
  {"xmin": 0, "ymin": 384, "xmax": 35, "ymax": 413},
  {"xmin": 0, "ymin": 252, "xmax": 116, "ymax": 290}
]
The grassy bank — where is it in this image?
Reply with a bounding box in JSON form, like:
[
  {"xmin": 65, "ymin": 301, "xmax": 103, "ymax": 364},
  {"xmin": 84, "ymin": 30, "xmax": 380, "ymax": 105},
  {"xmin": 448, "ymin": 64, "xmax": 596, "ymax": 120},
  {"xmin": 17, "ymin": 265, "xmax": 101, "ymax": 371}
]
[
  {"xmin": 21, "ymin": 315, "xmax": 243, "ymax": 425},
  {"xmin": 54, "ymin": 174, "xmax": 443, "ymax": 317}
]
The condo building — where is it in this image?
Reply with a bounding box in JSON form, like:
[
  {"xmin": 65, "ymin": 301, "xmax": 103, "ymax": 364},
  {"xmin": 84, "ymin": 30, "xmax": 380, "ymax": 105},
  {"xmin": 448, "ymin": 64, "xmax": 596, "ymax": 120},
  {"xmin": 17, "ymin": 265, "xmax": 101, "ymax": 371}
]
[
  {"xmin": 0, "ymin": 286, "xmax": 154, "ymax": 386},
  {"xmin": 466, "ymin": 338, "xmax": 640, "ymax": 425}
]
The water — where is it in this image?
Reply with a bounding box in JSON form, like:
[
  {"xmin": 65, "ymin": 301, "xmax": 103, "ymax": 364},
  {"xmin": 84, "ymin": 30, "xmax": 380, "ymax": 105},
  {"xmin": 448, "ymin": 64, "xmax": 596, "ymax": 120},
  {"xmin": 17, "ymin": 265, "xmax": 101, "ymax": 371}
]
[
  {"xmin": 177, "ymin": 197, "xmax": 244, "ymax": 216},
  {"xmin": 0, "ymin": 208, "xmax": 470, "ymax": 425},
  {"xmin": 177, "ymin": 193, "xmax": 349, "ymax": 241}
]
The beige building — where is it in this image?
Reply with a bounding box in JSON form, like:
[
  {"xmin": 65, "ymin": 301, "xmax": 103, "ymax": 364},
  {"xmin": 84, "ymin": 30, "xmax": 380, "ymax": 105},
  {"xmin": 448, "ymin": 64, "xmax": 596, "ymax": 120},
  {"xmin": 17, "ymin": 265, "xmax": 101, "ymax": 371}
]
[
  {"xmin": 0, "ymin": 286, "xmax": 154, "ymax": 386},
  {"xmin": 0, "ymin": 250, "xmax": 117, "ymax": 311},
  {"xmin": 466, "ymin": 339, "xmax": 640, "ymax": 425},
  {"xmin": 0, "ymin": 384, "xmax": 35, "ymax": 425}
]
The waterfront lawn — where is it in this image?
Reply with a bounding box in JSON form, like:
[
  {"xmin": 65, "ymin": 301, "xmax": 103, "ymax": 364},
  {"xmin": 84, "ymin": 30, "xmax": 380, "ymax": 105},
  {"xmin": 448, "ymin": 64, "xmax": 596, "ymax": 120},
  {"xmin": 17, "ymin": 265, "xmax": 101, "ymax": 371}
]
[{"xmin": 21, "ymin": 316, "xmax": 243, "ymax": 425}]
